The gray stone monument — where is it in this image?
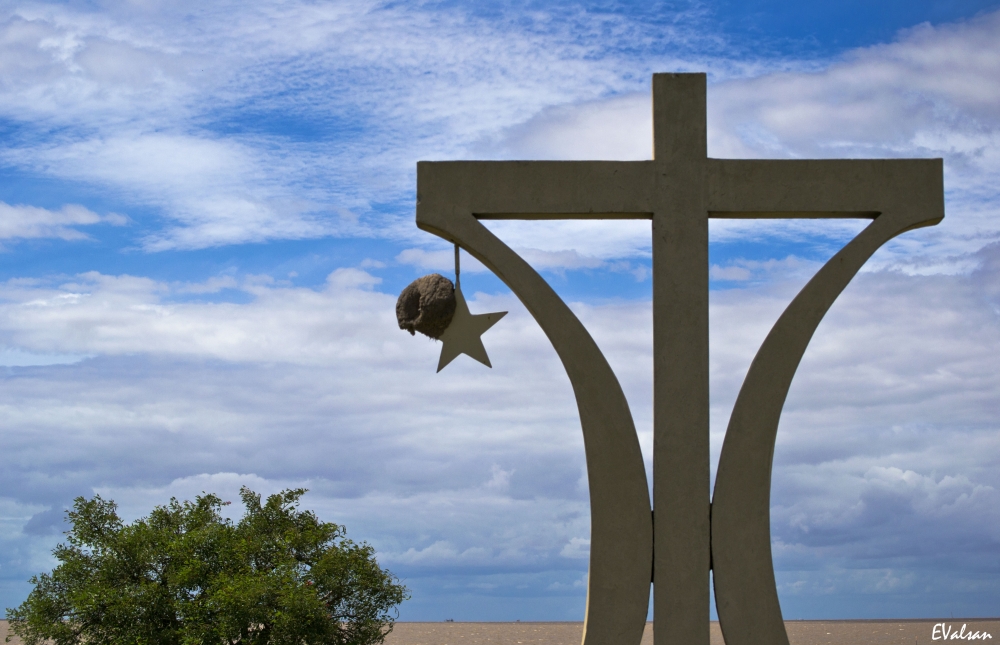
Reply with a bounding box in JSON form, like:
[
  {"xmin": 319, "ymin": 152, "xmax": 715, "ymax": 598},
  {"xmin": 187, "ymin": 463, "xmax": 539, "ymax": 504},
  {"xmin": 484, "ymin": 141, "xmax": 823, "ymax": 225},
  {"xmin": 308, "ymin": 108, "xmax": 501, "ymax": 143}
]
[{"xmin": 410, "ymin": 73, "xmax": 944, "ymax": 645}]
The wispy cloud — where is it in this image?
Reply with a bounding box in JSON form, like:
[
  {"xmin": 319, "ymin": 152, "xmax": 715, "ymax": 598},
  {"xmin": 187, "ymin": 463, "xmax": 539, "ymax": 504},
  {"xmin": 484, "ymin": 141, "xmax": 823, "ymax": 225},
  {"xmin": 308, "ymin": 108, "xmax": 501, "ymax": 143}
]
[
  {"xmin": 0, "ymin": 201, "xmax": 125, "ymax": 241},
  {"xmin": 475, "ymin": 9, "xmax": 1000, "ymax": 270},
  {"xmin": 4, "ymin": 3, "xmax": 998, "ymax": 269},
  {"xmin": 0, "ymin": 2, "xmax": 713, "ymax": 251},
  {"xmin": 0, "ymin": 248, "xmax": 998, "ymax": 614}
]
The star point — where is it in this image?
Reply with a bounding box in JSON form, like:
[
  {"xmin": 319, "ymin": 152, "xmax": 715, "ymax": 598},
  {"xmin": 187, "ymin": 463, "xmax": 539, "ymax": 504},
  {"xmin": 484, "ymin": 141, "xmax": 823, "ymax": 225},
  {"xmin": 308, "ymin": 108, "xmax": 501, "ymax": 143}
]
[{"xmin": 436, "ymin": 287, "xmax": 506, "ymax": 372}]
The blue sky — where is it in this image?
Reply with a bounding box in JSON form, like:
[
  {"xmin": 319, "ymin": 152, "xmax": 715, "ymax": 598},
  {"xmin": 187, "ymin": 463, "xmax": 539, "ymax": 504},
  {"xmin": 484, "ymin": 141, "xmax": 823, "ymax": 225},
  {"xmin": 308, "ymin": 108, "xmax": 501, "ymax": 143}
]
[{"xmin": 1, "ymin": 0, "xmax": 1000, "ymax": 624}]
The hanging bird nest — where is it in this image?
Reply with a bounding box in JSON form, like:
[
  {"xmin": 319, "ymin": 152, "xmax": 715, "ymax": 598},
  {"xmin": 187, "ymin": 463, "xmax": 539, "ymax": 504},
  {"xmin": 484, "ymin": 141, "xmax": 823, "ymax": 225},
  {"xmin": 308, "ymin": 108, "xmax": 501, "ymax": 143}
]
[{"xmin": 396, "ymin": 273, "xmax": 456, "ymax": 339}]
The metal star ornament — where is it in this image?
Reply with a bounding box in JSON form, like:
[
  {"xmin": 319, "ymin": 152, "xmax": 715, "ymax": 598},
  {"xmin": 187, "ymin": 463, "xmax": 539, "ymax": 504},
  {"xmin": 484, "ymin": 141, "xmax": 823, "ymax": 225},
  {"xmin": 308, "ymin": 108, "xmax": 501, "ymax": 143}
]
[{"xmin": 436, "ymin": 286, "xmax": 506, "ymax": 372}]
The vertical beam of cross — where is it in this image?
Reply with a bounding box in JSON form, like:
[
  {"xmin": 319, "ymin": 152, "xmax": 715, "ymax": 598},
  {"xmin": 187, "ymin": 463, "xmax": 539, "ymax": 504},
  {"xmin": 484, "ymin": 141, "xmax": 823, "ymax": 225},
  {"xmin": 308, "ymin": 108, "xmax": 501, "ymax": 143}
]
[{"xmin": 652, "ymin": 73, "xmax": 711, "ymax": 645}]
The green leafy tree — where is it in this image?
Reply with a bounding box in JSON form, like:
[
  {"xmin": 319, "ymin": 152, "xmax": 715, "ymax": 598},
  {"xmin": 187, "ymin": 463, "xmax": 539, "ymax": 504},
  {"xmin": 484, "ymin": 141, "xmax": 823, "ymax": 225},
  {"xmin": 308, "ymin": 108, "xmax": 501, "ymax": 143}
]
[{"xmin": 7, "ymin": 488, "xmax": 407, "ymax": 645}]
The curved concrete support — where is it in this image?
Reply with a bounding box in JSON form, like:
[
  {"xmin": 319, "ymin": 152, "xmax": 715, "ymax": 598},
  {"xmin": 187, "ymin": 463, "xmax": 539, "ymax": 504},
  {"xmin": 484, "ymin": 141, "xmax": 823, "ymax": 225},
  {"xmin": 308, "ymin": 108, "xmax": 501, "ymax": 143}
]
[
  {"xmin": 711, "ymin": 208, "xmax": 944, "ymax": 645},
  {"xmin": 417, "ymin": 211, "xmax": 653, "ymax": 645}
]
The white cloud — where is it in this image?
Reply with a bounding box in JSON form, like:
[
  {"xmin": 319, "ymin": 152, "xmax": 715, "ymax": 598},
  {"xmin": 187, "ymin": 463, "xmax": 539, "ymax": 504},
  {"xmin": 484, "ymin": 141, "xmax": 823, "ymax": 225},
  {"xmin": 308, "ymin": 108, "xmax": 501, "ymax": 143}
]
[
  {"xmin": 395, "ymin": 242, "xmax": 619, "ymax": 276},
  {"xmin": 0, "ymin": 2, "xmax": 711, "ymax": 251},
  {"xmin": 707, "ymin": 12, "xmax": 1000, "ymax": 160},
  {"xmin": 0, "ymin": 201, "xmax": 125, "ymax": 241},
  {"xmin": 0, "ymin": 269, "xmax": 405, "ymax": 364},
  {"xmin": 472, "ymin": 10, "xmax": 1000, "ymax": 271},
  {"xmin": 709, "ymin": 264, "xmax": 751, "ymax": 281},
  {"xmin": 705, "ymin": 11, "xmax": 1000, "ymax": 269},
  {"xmin": 484, "ymin": 93, "xmax": 652, "ymax": 161},
  {"xmin": 396, "ymin": 248, "xmax": 487, "ymax": 274},
  {"xmin": 710, "ymin": 267, "xmax": 1000, "ymax": 570},
  {"xmin": 480, "ymin": 220, "xmax": 652, "ymax": 267},
  {"xmin": 0, "ymin": 11, "xmax": 196, "ymax": 124},
  {"xmin": 0, "ymin": 256, "xmax": 994, "ymax": 610},
  {"xmin": 88, "ymin": 468, "xmax": 594, "ymax": 594},
  {"xmin": 93, "ymin": 472, "xmax": 277, "ymax": 522},
  {"xmin": 559, "ymin": 537, "xmax": 590, "ymax": 559},
  {"xmin": 3, "ymin": 133, "xmax": 347, "ymax": 250},
  {"xmin": 3, "ymin": 2, "xmax": 998, "ymax": 268},
  {"xmin": 709, "ymin": 256, "xmax": 821, "ymax": 284}
]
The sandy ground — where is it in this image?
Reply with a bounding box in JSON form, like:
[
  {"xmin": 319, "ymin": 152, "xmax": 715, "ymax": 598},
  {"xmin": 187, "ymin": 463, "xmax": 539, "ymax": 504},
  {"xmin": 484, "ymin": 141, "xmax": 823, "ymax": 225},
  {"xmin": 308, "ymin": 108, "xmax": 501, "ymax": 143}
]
[
  {"xmin": 2, "ymin": 619, "xmax": 996, "ymax": 644},
  {"xmin": 381, "ymin": 620, "xmax": 1000, "ymax": 645}
]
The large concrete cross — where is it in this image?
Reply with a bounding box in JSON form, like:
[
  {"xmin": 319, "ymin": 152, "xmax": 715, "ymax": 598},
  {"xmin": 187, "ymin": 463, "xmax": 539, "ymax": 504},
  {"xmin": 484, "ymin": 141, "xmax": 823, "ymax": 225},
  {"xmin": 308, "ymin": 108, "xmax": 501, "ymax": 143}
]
[{"xmin": 414, "ymin": 74, "xmax": 944, "ymax": 645}]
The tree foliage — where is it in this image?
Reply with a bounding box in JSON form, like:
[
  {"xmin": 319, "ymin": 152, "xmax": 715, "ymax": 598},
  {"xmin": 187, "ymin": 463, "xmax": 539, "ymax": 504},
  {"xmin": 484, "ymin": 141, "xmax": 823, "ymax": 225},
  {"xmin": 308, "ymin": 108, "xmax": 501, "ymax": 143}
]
[{"xmin": 6, "ymin": 488, "xmax": 407, "ymax": 645}]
